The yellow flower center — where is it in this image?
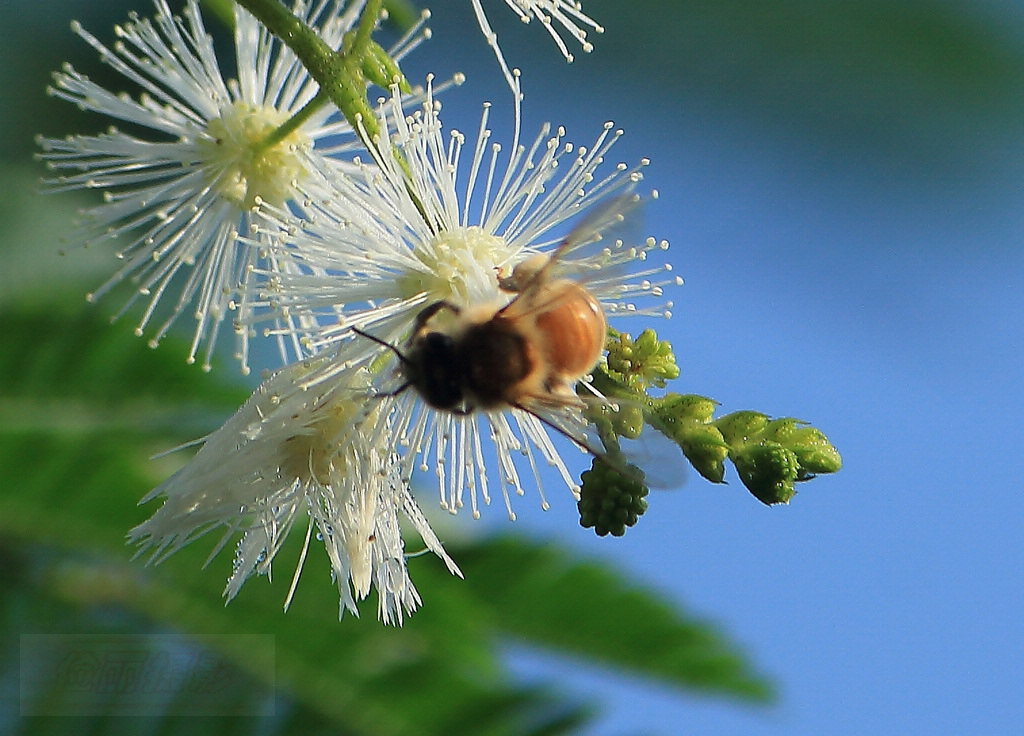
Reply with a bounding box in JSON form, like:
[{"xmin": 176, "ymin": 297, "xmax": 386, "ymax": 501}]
[
  {"xmin": 280, "ymin": 396, "xmax": 378, "ymax": 486},
  {"xmin": 200, "ymin": 101, "xmax": 311, "ymax": 209},
  {"xmin": 399, "ymin": 225, "xmax": 519, "ymax": 306}
]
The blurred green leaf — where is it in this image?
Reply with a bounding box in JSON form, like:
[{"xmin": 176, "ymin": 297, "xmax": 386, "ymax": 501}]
[
  {"xmin": 200, "ymin": 0, "xmax": 237, "ymax": 30},
  {"xmin": 0, "ymin": 297, "xmax": 771, "ymax": 732},
  {"xmin": 449, "ymin": 536, "xmax": 774, "ymax": 701},
  {"xmin": 0, "ymin": 303, "xmax": 586, "ymax": 735},
  {"xmin": 5, "ymin": 556, "xmax": 281, "ymax": 735}
]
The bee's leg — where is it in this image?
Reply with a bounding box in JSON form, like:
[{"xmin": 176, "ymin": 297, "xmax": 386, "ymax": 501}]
[
  {"xmin": 497, "ymin": 253, "xmax": 549, "ymax": 292},
  {"xmin": 413, "ymin": 300, "xmax": 461, "ymax": 335},
  {"xmin": 371, "ymin": 381, "xmax": 411, "ymax": 399}
]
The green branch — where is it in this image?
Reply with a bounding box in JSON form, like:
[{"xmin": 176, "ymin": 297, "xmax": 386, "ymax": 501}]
[
  {"xmin": 233, "ymin": 0, "xmax": 380, "ymax": 148},
  {"xmin": 578, "ymin": 328, "xmax": 843, "ymax": 535},
  {"xmin": 233, "ymin": 0, "xmax": 422, "ymax": 221}
]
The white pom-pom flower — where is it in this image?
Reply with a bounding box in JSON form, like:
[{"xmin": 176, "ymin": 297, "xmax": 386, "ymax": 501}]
[
  {"xmin": 131, "ymin": 347, "xmax": 461, "ymax": 625},
  {"xmin": 37, "ymin": 0, "xmax": 429, "ymax": 373}
]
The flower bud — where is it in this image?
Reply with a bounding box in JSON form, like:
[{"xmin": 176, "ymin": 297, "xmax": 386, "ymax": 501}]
[
  {"xmin": 653, "ymin": 393, "xmax": 718, "ymax": 424},
  {"xmin": 715, "ymin": 411, "xmax": 770, "ymax": 445},
  {"xmin": 609, "ymin": 403, "xmax": 646, "ymax": 440},
  {"xmin": 762, "ymin": 418, "xmax": 842, "ymax": 475},
  {"xmin": 678, "ymin": 424, "xmax": 729, "ymax": 483},
  {"xmin": 578, "ymin": 458, "xmax": 649, "ymax": 537},
  {"xmin": 362, "ymin": 40, "xmax": 412, "ymax": 92},
  {"xmin": 604, "ymin": 328, "xmax": 679, "ymax": 390},
  {"xmin": 731, "ymin": 442, "xmax": 800, "ymax": 505}
]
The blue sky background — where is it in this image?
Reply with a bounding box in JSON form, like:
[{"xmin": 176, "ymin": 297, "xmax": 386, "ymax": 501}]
[
  {"xmin": 404, "ymin": 1, "xmax": 1024, "ymax": 733},
  {"xmin": 3, "ymin": 0, "xmax": 1023, "ymax": 734}
]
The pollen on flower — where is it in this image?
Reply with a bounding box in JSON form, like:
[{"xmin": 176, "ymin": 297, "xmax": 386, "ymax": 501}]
[
  {"xmin": 279, "ymin": 398, "xmax": 372, "ymax": 484},
  {"xmin": 398, "ymin": 225, "xmax": 519, "ymax": 305},
  {"xmin": 200, "ymin": 102, "xmax": 312, "ymax": 210}
]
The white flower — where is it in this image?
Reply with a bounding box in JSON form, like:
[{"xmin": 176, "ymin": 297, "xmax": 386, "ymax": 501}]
[
  {"xmin": 37, "ymin": 0, "xmax": 428, "ymax": 373},
  {"xmin": 469, "ymin": 0, "xmax": 604, "ymax": 94},
  {"xmin": 129, "ymin": 346, "xmax": 461, "ymax": 625},
  {"xmin": 248, "ymin": 81, "xmax": 678, "ymax": 520}
]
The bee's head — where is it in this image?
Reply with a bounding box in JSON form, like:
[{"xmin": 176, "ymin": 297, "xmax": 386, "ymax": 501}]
[{"xmin": 407, "ymin": 331, "xmax": 463, "ymax": 410}]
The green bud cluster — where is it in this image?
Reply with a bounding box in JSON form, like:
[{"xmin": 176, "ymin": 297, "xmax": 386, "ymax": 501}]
[
  {"xmin": 577, "ymin": 457, "xmax": 649, "ymax": 537},
  {"xmin": 716, "ymin": 412, "xmax": 842, "ymax": 504},
  {"xmin": 602, "ymin": 328, "xmax": 681, "ymax": 391},
  {"xmin": 594, "ymin": 328, "xmax": 840, "ymax": 507},
  {"xmin": 578, "ymin": 328, "xmax": 842, "ymax": 533},
  {"xmin": 651, "ymin": 404, "xmax": 842, "ymax": 505},
  {"xmin": 575, "ymin": 328, "xmax": 669, "ymax": 536}
]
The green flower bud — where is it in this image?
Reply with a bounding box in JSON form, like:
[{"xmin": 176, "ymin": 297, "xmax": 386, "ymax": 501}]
[
  {"xmin": 604, "ymin": 343, "xmax": 632, "ymax": 380},
  {"xmin": 677, "ymin": 424, "xmax": 730, "ymax": 483},
  {"xmin": 578, "ymin": 457, "xmax": 649, "ymax": 537},
  {"xmin": 603, "ymin": 328, "xmax": 679, "ymax": 390},
  {"xmin": 762, "ymin": 418, "xmax": 843, "ymax": 475},
  {"xmin": 645, "ymin": 394, "xmax": 727, "ymax": 482},
  {"xmin": 362, "ymin": 39, "xmax": 411, "ymax": 92},
  {"xmin": 715, "ymin": 411, "xmax": 770, "ymax": 446},
  {"xmin": 652, "ymin": 393, "xmax": 718, "ymax": 424},
  {"xmin": 632, "ymin": 328, "xmax": 680, "ymax": 387},
  {"xmin": 608, "ymin": 402, "xmax": 646, "ymax": 440},
  {"xmin": 731, "ymin": 442, "xmax": 800, "ymax": 505},
  {"xmin": 583, "ymin": 400, "xmax": 645, "ymax": 448}
]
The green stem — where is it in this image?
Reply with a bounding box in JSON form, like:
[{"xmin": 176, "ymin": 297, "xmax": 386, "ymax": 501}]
[
  {"xmin": 348, "ymin": 0, "xmax": 384, "ymax": 56},
  {"xmin": 234, "ymin": 0, "xmax": 432, "ymax": 234},
  {"xmin": 255, "ymin": 89, "xmax": 329, "ymax": 152},
  {"xmin": 200, "ymin": 0, "xmax": 237, "ymax": 29},
  {"xmin": 232, "ymin": 0, "xmax": 380, "ymax": 147}
]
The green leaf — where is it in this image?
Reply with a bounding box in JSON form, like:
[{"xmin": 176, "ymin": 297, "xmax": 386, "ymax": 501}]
[
  {"xmin": 200, "ymin": 0, "xmax": 237, "ymax": 31},
  {"xmin": 447, "ymin": 536, "xmax": 774, "ymax": 702},
  {"xmin": 0, "ymin": 304, "xmax": 588, "ymax": 735},
  {"xmin": 0, "ymin": 306, "xmax": 247, "ymax": 408},
  {"xmin": 0, "ymin": 296, "xmax": 771, "ymax": 733},
  {"xmin": 4, "ymin": 539, "xmax": 589, "ymax": 736}
]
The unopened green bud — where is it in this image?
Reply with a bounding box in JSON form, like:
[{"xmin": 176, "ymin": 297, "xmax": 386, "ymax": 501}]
[
  {"xmin": 761, "ymin": 418, "xmax": 842, "ymax": 475},
  {"xmin": 584, "ymin": 400, "xmax": 645, "ymax": 446},
  {"xmin": 608, "ymin": 402, "xmax": 645, "ymax": 440},
  {"xmin": 652, "ymin": 393, "xmax": 718, "ymax": 424},
  {"xmin": 604, "ymin": 328, "xmax": 679, "ymax": 390},
  {"xmin": 646, "ymin": 394, "xmax": 727, "ymax": 482},
  {"xmin": 362, "ymin": 39, "xmax": 411, "ymax": 92},
  {"xmin": 677, "ymin": 424, "xmax": 729, "ymax": 483},
  {"xmin": 715, "ymin": 411, "xmax": 770, "ymax": 446},
  {"xmin": 578, "ymin": 457, "xmax": 649, "ymax": 537},
  {"xmin": 632, "ymin": 328, "xmax": 680, "ymax": 387},
  {"xmin": 732, "ymin": 442, "xmax": 800, "ymax": 505}
]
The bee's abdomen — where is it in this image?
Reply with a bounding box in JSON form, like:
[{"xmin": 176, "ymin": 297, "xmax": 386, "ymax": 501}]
[{"xmin": 535, "ymin": 282, "xmax": 606, "ymax": 381}]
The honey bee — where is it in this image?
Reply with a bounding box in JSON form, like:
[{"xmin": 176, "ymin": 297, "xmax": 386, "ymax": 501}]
[
  {"xmin": 379, "ymin": 269, "xmax": 603, "ymax": 418},
  {"xmin": 352, "ymin": 196, "xmax": 684, "ymax": 504},
  {"xmin": 351, "ymin": 202, "xmax": 628, "ymax": 430}
]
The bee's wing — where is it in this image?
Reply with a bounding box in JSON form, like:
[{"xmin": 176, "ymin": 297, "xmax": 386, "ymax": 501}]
[
  {"xmin": 539, "ymin": 193, "xmax": 644, "ymax": 281},
  {"xmin": 599, "ymin": 419, "xmax": 689, "ymax": 491},
  {"xmin": 513, "ymin": 391, "xmax": 687, "ymax": 491},
  {"xmin": 498, "ymin": 194, "xmax": 645, "ymax": 320}
]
